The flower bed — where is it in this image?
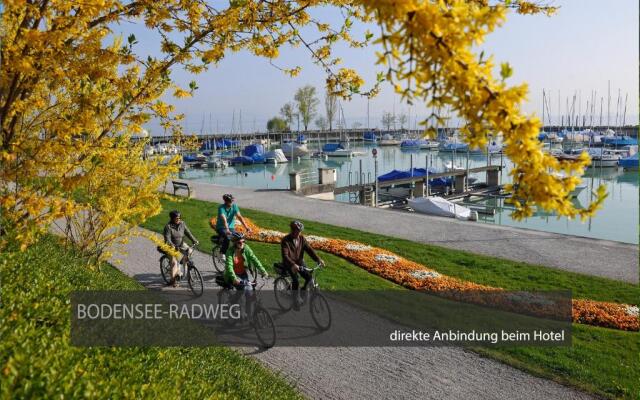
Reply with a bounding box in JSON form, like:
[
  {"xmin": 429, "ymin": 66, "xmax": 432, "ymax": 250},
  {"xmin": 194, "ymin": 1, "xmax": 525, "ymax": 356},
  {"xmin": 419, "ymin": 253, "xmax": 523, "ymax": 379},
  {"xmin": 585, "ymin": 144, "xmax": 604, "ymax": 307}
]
[{"xmin": 213, "ymin": 217, "xmax": 639, "ymax": 332}]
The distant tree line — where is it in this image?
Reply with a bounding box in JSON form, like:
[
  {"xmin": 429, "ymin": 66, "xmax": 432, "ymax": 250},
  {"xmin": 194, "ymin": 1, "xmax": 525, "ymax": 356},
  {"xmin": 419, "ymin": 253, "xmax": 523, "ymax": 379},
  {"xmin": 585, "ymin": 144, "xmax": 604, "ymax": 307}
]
[{"xmin": 267, "ymin": 85, "xmax": 339, "ymax": 132}]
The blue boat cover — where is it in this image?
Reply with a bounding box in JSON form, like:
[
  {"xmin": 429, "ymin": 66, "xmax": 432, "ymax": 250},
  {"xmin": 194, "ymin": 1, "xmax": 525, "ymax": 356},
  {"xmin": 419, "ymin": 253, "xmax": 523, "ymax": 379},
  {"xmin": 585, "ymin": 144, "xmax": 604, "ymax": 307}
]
[
  {"xmin": 183, "ymin": 154, "xmax": 198, "ymax": 162},
  {"xmin": 378, "ymin": 167, "xmax": 453, "ymax": 186},
  {"xmin": 231, "ymin": 156, "xmax": 254, "ymax": 165},
  {"xmin": 620, "ymin": 153, "xmax": 639, "ymax": 168},
  {"xmin": 243, "ymin": 144, "xmax": 264, "ymax": 157},
  {"xmin": 400, "ymin": 140, "xmax": 421, "ymax": 147},
  {"xmin": 297, "ymin": 134, "xmax": 306, "ymax": 143},
  {"xmin": 440, "ymin": 143, "xmax": 468, "ymax": 151},
  {"xmin": 364, "ymin": 131, "xmax": 377, "ymax": 141},
  {"xmin": 602, "ymin": 136, "xmax": 638, "ymax": 146},
  {"xmin": 323, "ymin": 143, "xmax": 344, "ymax": 152}
]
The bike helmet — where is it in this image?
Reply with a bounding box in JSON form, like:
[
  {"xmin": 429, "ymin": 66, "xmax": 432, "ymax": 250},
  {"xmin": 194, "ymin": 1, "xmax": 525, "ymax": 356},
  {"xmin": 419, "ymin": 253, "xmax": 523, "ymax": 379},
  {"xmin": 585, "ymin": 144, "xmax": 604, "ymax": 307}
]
[
  {"xmin": 222, "ymin": 193, "xmax": 234, "ymax": 202},
  {"xmin": 290, "ymin": 220, "xmax": 304, "ymax": 232},
  {"xmin": 230, "ymin": 231, "xmax": 245, "ymax": 242},
  {"xmin": 169, "ymin": 210, "xmax": 181, "ymax": 220}
]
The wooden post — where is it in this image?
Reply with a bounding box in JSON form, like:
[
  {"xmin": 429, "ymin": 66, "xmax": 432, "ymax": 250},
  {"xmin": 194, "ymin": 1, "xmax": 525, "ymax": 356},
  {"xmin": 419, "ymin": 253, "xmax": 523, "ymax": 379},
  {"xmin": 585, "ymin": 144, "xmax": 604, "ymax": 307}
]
[
  {"xmin": 413, "ymin": 180, "xmax": 425, "ymax": 198},
  {"xmin": 487, "ymin": 169, "xmax": 499, "ymax": 187},
  {"xmin": 455, "ymin": 174, "xmax": 466, "ymax": 194}
]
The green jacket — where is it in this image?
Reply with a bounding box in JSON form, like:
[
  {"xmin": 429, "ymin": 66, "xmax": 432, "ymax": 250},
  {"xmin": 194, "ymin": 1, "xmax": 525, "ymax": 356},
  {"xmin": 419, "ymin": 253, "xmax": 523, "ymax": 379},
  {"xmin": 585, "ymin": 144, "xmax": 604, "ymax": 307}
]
[{"xmin": 224, "ymin": 243, "xmax": 266, "ymax": 283}]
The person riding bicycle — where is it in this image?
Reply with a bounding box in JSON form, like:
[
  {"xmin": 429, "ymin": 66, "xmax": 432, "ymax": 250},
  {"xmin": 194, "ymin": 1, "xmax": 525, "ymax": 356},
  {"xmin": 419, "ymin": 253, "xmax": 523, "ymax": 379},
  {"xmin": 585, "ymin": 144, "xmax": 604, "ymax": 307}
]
[
  {"xmin": 213, "ymin": 194, "xmax": 251, "ymax": 258},
  {"xmin": 163, "ymin": 210, "xmax": 199, "ymax": 286},
  {"xmin": 224, "ymin": 232, "xmax": 268, "ymax": 290},
  {"xmin": 281, "ymin": 220, "xmax": 324, "ymax": 309}
]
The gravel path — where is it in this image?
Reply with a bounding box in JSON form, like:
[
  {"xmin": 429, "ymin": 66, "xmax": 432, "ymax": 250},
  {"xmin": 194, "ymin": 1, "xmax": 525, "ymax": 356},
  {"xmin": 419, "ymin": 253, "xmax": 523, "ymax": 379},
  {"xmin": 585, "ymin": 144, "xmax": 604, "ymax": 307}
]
[
  {"xmin": 109, "ymin": 230, "xmax": 595, "ymax": 400},
  {"xmin": 174, "ymin": 181, "xmax": 638, "ymax": 284}
]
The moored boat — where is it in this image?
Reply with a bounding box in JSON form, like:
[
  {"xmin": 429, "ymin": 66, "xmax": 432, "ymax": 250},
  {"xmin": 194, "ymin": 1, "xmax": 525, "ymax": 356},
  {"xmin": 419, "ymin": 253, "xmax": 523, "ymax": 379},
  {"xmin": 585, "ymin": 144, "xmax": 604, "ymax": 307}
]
[
  {"xmin": 379, "ymin": 133, "xmax": 401, "ymax": 146},
  {"xmin": 439, "ymin": 142, "xmax": 468, "ymax": 152},
  {"xmin": 620, "ymin": 153, "xmax": 639, "ymax": 170},
  {"xmin": 408, "ymin": 196, "xmax": 477, "ymax": 221},
  {"xmin": 282, "ymin": 142, "xmax": 310, "ymax": 158}
]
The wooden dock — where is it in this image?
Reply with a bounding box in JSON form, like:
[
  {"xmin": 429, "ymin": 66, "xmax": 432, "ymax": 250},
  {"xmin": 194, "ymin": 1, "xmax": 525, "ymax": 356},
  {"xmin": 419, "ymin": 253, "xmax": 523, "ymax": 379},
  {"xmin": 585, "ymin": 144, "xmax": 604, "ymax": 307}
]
[{"xmin": 334, "ymin": 165, "xmax": 502, "ymax": 195}]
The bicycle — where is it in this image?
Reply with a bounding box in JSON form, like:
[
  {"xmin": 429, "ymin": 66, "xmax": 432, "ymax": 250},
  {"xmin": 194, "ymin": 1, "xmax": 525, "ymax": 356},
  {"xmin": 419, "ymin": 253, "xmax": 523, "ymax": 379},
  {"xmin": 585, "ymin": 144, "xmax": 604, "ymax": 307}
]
[
  {"xmin": 158, "ymin": 244, "xmax": 204, "ymax": 297},
  {"xmin": 210, "ymin": 235, "xmax": 225, "ymax": 273},
  {"xmin": 211, "ymin": 230, "xmax": 251, "ymax": 273},
  {"xmin": 273, "ymin": 262, "xmax": 332, "ymax": 331},
  {"xmin": 215, "ymin": 270, "xmax": 276, "ymax": 348}
]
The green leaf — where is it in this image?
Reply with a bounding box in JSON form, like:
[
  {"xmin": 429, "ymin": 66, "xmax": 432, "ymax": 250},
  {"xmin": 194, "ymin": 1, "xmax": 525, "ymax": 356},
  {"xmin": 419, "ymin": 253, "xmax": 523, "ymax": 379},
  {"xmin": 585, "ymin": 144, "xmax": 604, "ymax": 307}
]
[{"xmin": 500, "ymin": 62, "xmax": 513, "ymax": 80}]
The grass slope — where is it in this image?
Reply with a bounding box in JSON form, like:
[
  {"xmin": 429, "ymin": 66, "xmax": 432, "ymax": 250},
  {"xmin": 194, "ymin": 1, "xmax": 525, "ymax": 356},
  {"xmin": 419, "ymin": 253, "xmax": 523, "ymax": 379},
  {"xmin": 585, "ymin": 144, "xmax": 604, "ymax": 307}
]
[
  {"xmin": 0, "ymin": 236, "xmax": 302, "ymax": 400},
  {"xmin": 142, "ymin": 197, "xmax": 640, "ymax": 399}
]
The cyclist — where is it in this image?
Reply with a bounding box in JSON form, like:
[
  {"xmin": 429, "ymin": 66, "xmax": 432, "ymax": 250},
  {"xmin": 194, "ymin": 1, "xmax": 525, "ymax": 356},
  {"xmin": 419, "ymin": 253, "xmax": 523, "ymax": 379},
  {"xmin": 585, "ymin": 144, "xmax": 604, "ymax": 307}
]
[
  {"xmin": 163, "ymin": 210, "xmax": 199, "ymax": 286},
  {"xmin": 224, "ymin": 232, "xmax": 268, "ymax": 290},
  {"xmin": 281, "ymin": 220, "xmax": 324, "ymax": 309},
  {"xmin": 213, "ymin": 194, "xmax": 251, "ymax": 258}
]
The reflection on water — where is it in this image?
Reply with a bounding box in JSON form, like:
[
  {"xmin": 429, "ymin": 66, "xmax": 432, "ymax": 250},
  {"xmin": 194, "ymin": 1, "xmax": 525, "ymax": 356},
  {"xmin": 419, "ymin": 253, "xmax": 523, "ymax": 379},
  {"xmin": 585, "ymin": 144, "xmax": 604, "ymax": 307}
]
[{"xmin": 180, "ymin": 144, "xmax": 639, "ymax": 244}]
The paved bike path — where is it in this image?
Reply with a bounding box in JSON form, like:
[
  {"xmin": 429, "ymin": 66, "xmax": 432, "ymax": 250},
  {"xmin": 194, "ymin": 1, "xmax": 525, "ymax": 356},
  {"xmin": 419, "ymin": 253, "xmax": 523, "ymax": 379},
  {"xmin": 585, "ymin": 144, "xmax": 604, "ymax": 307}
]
[
  {"xmin": 171, "ymin": 181, "xmax": 638, "ymax": 284},
  {"xmin": 110, "ymin": 229, "xmax": 594, "ymax": 400}
]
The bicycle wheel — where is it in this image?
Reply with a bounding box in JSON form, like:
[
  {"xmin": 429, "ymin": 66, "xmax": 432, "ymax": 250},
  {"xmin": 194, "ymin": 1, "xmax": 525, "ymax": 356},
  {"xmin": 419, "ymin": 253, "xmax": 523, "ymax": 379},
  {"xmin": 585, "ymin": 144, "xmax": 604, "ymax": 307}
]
[
  {"xmin": 217, "ymin": 289, "xmax": 239, "ymax": 327},
  {"xmin": 159, "ymin": 256, "xmax": 172, "ymax": 285},
  {"xmin": 310, "ymin": 292, "xmax": 332, "ymax": 331},
  {"xmin": 273, "ymin": 277, "xmax": 293, "ymax": 311},
  {"xmin": 211, "ymin": 245, "xmax": 224, "ymax": 273},
  {"xmin": 252, "ymin": 306, "xmax": 276, "ymax": 348},
  {"xmin": 187, "ymin": 266, "xmax": 204, "ymax": 297}
]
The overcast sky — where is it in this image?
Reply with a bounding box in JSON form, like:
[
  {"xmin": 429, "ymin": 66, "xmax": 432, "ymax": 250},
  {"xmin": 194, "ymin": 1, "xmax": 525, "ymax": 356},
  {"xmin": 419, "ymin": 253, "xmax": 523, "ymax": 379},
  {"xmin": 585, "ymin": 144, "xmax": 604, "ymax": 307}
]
[{"xmin": 119, "ymin": 0, "xmax": 639, "ymax": 134}]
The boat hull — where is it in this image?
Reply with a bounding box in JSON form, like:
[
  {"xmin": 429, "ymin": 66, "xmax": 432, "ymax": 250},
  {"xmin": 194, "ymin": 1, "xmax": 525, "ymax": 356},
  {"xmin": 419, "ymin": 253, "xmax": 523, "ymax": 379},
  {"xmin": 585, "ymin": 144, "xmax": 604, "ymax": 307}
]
[
  {"xmin": 326, "ymin": 150, "xmax": 354, "ymax": 157},
  {"xmin": 589, "ymin": 158, "xmax": 620, "ymax": 168},
  {"xmin": 407, "ymin": 196, "xmax": 474, "ymax": 220},
  {"xmin": 282, "ymin": 143, "xmax": 310, "ymax": 158}
]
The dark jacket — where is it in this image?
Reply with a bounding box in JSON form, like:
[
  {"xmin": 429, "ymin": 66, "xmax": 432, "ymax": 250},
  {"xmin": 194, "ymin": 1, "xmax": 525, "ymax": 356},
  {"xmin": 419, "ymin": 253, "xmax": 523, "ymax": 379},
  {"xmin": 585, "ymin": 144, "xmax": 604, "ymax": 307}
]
[
  {"xmin": 281, "ymin": 233, "xmax": 320, "ymax": 269},
  {"xmin": 163, "ymin": 221, "xmax": 196, "ymax": 248}
]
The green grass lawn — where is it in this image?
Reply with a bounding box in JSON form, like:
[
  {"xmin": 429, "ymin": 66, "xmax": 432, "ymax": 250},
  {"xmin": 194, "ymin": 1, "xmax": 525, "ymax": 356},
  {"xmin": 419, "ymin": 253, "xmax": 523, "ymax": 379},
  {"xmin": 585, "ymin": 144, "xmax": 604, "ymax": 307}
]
[
  {"xmin": 142, "ymin": 196, "xmax": 640, "ymax": 399},
  {"xmin": 0, "ymin": 236, "xmax": 302, "ymax": 400}
]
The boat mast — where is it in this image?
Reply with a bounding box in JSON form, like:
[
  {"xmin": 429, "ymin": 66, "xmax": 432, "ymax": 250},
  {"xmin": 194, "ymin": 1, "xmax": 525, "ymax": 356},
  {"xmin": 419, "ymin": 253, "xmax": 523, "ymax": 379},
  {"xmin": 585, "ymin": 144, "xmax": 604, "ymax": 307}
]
[
  {"xmin": 607, "ymin": 80, "xmax": 610, "ymax": 129},
  {"xmin": 622, "ymin": 93, "xmax": 628, "ymax": 127},
  {"xmin": 598, "ymin": 97, "xmax": 603, "ymax": 128},
  {"xmin": 614, "ymin": 89, "xmax": 620, "ymax": 127},
  {"xmin": 557, "ymin": 90, "xmax": 561, "ymax": 131},
  {"xmin": 367, "ymin": 97, "xmax": 370, "ymax": 131},
  {"xmin": 542, "ymin": 89, "xmax": 545, "ymax": 128}
]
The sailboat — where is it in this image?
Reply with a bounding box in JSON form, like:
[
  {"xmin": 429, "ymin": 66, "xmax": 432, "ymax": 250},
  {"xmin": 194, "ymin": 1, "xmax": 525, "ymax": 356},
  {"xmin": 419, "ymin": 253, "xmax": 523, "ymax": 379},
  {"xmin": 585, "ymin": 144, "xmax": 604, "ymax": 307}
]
[{"xmin": 282, "ymin": 132, "xmax": 310, "ymax": 159}]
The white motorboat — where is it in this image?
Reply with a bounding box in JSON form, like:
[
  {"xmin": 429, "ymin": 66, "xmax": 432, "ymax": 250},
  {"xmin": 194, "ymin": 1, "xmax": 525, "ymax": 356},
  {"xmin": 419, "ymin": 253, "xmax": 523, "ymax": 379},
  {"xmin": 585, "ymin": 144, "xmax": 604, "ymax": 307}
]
[
  {"xmin": 282, "ymin": 142, "xmax": 310, "ymax": 158},
  {"xmin": 379, "ymin": 133, "xmax": 401, "ymax": 146},
  {"xmin": 326, "ymin": 149, "xmax": 354, "ymax": 157},
  {"xmin": 419, "ymin": 141, "xmax": 440, "ymax": 150},
  {"xmin": 587, "ymin": 148, "xmax": 620, "ymax": 168},
  {"xmin": 264, "ymin": 149, "xmax": 288, "ymax": 164},
  {"xmin": 407, "ymin": 196, "xmax": 477, "ymax": 221}
]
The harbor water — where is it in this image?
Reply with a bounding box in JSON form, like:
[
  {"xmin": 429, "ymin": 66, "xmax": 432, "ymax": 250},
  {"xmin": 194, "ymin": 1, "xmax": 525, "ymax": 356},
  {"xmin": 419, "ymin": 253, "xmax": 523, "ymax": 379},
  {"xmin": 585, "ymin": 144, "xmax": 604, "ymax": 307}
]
[{"xmin": 179, "ymin": 143, "xmax": 639, "ymax": 244}]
